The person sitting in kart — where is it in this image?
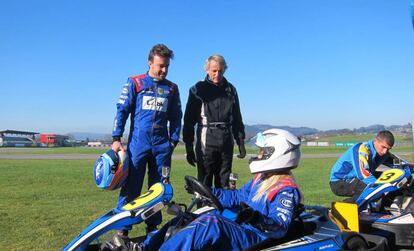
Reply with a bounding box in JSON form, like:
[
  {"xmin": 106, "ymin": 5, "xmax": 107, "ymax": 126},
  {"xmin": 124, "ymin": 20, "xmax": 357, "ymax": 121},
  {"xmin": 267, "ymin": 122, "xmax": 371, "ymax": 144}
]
[
  {"xmin": 329, "ymin": 130, "xmax": 394, "ymax": 202},
  {"xmin": 136, "ymin": 128, "xmax": 303, "ymax": 251}
]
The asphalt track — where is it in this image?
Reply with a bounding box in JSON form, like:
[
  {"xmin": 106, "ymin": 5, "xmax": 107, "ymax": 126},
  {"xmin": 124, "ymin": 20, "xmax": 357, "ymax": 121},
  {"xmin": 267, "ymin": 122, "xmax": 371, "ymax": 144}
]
[{"xmin": 0, "ymin": 152, "xmax": 412, "ymax": 160}]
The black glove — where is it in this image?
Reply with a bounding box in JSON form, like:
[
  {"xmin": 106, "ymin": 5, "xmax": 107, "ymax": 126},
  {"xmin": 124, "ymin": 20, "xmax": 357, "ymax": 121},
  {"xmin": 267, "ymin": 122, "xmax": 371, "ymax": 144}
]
[
  {"xmin": 170, "ymin": 140, "xmax": 178, "ymax": 148},
  {"xmin": 184, "ymin": 184, "xmax": 194, "ymax": 194},
  {"xmin": 235, "ymin": 202, "xmax": 263, "ymax": 225},
  {"xmin": 237, "ymin": 142, "xmax": 246, "ymax": 159},
  {"xmin": 185, "ymin": 144, "xmax": 197, "ymax": 167}
]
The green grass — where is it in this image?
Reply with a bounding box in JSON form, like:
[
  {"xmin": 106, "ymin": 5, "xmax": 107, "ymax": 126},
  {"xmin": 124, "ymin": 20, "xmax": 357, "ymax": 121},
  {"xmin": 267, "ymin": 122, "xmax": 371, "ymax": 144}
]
[
  {"xmin": 0, "ymin": 156, "xmax": 340, "ymax": 251},
  {"xmin": 1, "ymin": 145, "xmax": 413, "ymax": 250},
  {"xmin": 314, "ymin": 133, "xmax": 410, "ymax": 143},
  {"xmin": 0, "ymin": 147, "xmax": 106, "ymax": 155},
  {"xmin": 0, "ymin": 146, "xmax": 187, "ymax": 155},
  {"xmin": 1, "ymin": 140, "xmax": 412, "ymax": 156}
]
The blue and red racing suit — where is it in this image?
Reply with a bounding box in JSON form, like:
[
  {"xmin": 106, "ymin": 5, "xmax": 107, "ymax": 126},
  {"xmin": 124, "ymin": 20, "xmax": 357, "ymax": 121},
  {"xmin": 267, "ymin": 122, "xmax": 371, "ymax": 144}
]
[
  {"xmin": 330, "ymin": 140, "xmax": 390, "ymax": 185},
  {"xmin": 112, "ymin": 73, "xmax": 182, "ymax": 227},
  {"xmin": 143, "ymin": 174, "xmax": 301, "ymax": 251}
]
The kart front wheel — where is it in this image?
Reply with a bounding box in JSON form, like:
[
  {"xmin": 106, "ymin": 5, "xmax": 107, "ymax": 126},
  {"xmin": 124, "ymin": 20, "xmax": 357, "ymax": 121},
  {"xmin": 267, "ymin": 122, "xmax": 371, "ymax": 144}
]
[{"xmin": 343, "ymin": 234, "xmax": 369, "ymax": 251}]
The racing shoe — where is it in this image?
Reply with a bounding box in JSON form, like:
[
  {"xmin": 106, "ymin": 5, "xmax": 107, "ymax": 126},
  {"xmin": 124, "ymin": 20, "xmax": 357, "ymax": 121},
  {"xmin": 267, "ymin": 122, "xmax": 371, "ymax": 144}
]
[
  {"xmin": 113, "ymin": 233, "xmax": 130, "ymax": 249},
  {"xmin": 99, "ymin": 234, "xmax": 129, "ymax": 251},
  {"xmin": 130, "ymin": 242, "xmax": 145, "ymax": 251},
  {"xmin": 100, "ymin": 232, "xmax": 131, "ymax": 251}
]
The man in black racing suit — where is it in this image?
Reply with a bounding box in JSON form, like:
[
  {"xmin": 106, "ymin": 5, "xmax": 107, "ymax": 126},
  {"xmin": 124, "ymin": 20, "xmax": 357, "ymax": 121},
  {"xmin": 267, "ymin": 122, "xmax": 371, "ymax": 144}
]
[{"xmin": 183, "ymin": 54, "xmax": 246, "ymax": 188}]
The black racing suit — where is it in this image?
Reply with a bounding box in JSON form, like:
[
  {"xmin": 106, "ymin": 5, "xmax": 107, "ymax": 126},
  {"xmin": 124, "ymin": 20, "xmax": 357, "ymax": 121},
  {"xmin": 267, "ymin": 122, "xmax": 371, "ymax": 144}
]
[{"xmin": 183, "ymin": 76, "xmax": 245, "ymax": 188}]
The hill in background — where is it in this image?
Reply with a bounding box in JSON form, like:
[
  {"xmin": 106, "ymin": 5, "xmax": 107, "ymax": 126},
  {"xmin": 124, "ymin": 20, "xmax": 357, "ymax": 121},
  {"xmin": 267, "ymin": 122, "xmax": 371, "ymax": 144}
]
[
  {"xmin": 67, "ymin": 132, "xmax": 112, "ymax": 141},
  {"xmin": 67, "ymin": 123, "xmax": 412, "ymax": 142},
  {"xmin": 246, "ymin": 123, "xmax": 411, "ymax": 139}
]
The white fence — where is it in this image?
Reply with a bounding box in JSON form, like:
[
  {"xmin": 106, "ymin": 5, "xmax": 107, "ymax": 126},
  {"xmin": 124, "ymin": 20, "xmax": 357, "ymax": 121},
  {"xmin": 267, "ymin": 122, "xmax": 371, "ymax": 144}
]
[{"xmin": 306, "ymin": 141, "xmax": 329, "ymax": 147}]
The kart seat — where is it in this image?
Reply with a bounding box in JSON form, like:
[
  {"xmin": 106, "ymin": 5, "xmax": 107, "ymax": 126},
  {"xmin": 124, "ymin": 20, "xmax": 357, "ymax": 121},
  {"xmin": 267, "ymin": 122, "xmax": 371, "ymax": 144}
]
[{"xmin": 244, "ymin": 204, "xmax": 315, "ymax": 251}]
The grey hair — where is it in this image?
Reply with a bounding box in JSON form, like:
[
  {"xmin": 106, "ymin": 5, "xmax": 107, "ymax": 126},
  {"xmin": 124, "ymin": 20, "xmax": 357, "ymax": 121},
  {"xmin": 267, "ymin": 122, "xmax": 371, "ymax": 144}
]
[{"xmin": 204, "ymin": 55, "xmax": 228, "ymax": 72}]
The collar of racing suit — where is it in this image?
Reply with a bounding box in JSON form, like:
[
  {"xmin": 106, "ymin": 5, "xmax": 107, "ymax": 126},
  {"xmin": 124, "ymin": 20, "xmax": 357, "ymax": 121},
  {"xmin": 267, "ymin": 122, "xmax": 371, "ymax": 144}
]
[{"xmin": 205, "ymin": 75, "xmax": 228, "ymax": 87}]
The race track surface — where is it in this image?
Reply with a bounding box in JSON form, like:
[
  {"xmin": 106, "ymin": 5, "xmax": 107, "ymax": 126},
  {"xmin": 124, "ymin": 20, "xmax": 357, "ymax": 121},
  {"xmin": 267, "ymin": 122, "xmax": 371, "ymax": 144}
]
[{"xmin": 0, "ymin": 152, "xmax": 412, "ymax": 160}]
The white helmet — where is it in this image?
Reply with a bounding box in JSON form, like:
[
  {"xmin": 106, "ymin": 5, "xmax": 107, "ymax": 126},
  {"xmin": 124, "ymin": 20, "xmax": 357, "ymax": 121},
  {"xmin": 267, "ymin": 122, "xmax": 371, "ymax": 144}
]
[{"xmin": 249, "ymin": 128, "xmax": 301, "ymax": 174}]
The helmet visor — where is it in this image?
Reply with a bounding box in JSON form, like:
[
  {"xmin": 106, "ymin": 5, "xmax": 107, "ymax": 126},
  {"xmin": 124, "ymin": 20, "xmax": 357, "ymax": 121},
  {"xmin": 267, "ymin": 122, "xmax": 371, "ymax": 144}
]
[
  {"xmin": 255, "ymin": 132, "xmax": 267, "ymax": 147},
  {"xmin": 249, "ymin": 132, "xmax": 272, "ymax": 163},
  {"xmin": 249, "ymin": 146, "xmax": 274, "ymax": 163},
  {"xmin": 103, "ymin": 150, "xmax": 119, "ymax": 173}
]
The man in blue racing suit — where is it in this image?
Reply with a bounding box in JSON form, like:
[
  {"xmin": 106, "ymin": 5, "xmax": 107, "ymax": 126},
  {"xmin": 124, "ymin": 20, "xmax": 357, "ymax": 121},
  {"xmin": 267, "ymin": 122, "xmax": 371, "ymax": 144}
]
[
  {"xmin": 111, "ymin": 44, "xmax": 182, "ymax": 234},
  {"xmin": 140, "ymin": 129, "xmax": 302, "ymax": 251},
  {"xmin": 329, "ymin": 130, "xmax": 394, "ymax": 202}
]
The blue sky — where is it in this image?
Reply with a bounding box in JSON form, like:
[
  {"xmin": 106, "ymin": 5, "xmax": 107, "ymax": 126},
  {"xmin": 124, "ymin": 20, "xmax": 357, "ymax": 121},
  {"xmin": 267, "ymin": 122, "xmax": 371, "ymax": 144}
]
[{"xmin": 1, "ymin": 0, "xmax": 413, "ymax": 134}]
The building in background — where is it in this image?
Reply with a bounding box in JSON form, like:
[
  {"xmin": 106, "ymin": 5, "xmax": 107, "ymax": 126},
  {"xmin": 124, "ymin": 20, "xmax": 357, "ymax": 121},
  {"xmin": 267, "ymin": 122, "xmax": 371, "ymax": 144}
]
[
  {"xmin": 0, "ymin": 130, "xmax": 38, "ymax": 147},
  {"xmin": 39, "ymin": 134, "xmax": 70, "ymax": 147}
]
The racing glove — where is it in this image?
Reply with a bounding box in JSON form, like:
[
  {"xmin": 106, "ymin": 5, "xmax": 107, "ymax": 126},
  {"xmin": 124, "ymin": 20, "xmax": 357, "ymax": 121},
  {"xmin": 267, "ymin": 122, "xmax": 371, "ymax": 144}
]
[
  {"xmin": 170, "ymin": 140, "xmax": 178, "ymax": 148},
  {"xmin": 185, "ymin": 144, "xmax": 197, "ymax": 167},
  {"xmin": 235, "ymin": 202, "xmax": 264, "ymax": 226},
  {"xmin": 237, "ymin": 141, "xmax": 246, "ymax": 159},
  {"xmin": 184, "ymin": 184, "xmax": 194, "ymax": 195}
]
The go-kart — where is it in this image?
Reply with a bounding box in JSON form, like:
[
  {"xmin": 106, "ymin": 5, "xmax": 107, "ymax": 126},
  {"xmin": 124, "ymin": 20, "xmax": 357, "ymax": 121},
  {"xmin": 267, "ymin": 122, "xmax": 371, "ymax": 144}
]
[
  {"xmin": 62, "ymin": 167, "xmax": 174, "ymax": 251},
  {"xmin": 63, "ymin": 167, "xmax": 386, "ymax": 251},
  {"xmin": 343, "ymin": 154, "xmax": 414, "ymax": 249}
]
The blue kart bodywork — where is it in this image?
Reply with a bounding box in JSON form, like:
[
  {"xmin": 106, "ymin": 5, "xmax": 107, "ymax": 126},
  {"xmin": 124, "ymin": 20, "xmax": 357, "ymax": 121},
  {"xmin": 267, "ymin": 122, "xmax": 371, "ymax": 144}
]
[
  {"xmin": 349, "ymin": 156, "xmax": 414, "ymax": 249},
  {"xmin": 62, "ymin": 182, "xmax": 173, "ymax": 251},
  {"xmin": 63, "ymin": 177, "xmax": 385, "ymax": 251}
]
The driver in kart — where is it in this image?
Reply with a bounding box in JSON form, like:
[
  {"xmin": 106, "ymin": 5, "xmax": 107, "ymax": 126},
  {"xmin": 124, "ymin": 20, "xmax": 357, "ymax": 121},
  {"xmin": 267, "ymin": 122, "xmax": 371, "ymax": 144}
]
[
  {"xmin": 329, "ymin": 130, "xmax": 394, "ymax": 202},
  {"xmin": 135, "ymin": 128, "xmax": 302, "ymax": 251}
]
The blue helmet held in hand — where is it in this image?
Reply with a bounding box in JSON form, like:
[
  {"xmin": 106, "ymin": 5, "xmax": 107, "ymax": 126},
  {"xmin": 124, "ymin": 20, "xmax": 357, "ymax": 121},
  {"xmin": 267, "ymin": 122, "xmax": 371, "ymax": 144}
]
[{"xmin": 93, "ymin": 149, "xmax": 128, "ymax": 190}]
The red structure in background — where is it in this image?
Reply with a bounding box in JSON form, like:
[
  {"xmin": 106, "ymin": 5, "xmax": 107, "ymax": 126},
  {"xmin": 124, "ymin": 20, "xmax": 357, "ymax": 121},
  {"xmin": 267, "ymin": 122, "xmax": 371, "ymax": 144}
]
[{"xmin": 40, "ymin": 134, "xmax": 69, "ymax": 147}]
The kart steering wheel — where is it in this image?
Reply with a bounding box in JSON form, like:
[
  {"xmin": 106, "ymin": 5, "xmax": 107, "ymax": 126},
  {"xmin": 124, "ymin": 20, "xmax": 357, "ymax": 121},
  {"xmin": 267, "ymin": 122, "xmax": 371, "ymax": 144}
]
[{"xmin": 184, "ymin": 175, "xmax": 224, "ymax": 212}]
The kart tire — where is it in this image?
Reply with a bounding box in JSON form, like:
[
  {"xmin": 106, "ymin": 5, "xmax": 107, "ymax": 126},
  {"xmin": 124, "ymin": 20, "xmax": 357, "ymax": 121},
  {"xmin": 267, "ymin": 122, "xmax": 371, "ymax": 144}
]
[{"xmin": 343, "ymin": 234, "xmax": 369, "ymax": 251}]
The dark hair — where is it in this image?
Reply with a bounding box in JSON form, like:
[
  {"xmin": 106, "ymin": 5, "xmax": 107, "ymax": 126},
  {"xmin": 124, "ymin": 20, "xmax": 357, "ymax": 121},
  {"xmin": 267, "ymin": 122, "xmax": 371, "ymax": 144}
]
[
  {"xmin": 148, "ymin": 44, "xmax": 174, "ymax": 62},
  {"xmin": 376, "ymin": 130, "xmax": 395, "ymax": 147}
]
